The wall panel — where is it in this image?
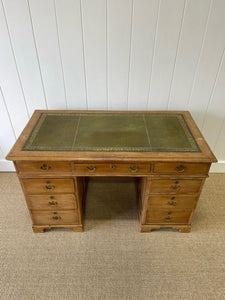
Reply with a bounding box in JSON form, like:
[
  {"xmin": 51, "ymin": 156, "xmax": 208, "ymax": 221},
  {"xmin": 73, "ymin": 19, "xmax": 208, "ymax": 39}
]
[
  {"xmin": 188, "ymin": 0, "xmax": 225, "ymax": 128},
  {"xmin": 0, "ymin": 89, "xmax": 16, "ymax": 156},
  {"xmin": 54, "ymin": 0, "xmax": 87, "ymax": 109},
  {"xmin": 2, "ymin": 0, "xmax": 47, "ymax": 116},
  {"xmin": 214, "ymin": 119, "xmax": 225, "ymax": 161},
  {"xmin": 201, "ymin": 50, "xmax": 225, "ymax": 150},
  {"xmin": 0, "ymin": 88, "xmax": 16, "ymax": 170},
  {"xmin": 108, "ymin": 0, "xmax": 133, "ymax": 110},
  {"xmin": 0, "ymin": 1, "xmax": 29, "ymax": 137},
  {"xmin": 29, "ymin": 0, "xmax": 67, "ymax": 109},
  {"xmin": 168, "ymin": 0, "xmax": 211, "ymax": 110},
  {"xmin": 148, "ymin": 0, "xmax": 185, "ymax": 109},
  {"xmin": 81, "ymin": 0, "xmax": 107, "ymax": 109},
  {"xmin": 1, "ymin": 0, "xmax": 225, "ymax": 171},
  {"xmin": 128, "ymin": 0, "xmax": 158, "ymax": 110}
]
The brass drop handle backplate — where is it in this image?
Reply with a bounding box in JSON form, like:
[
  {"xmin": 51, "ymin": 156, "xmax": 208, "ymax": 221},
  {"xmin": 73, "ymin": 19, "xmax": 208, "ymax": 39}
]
[
  {"xmin": 86, "ymin": 166, "xmax": 96, "ymax": 172},
  {"xmin": 170, "ymin": 185, "xmax": 181, "ymax": 190},
  {"xmin": 45, "ymin": 185, "xmax": 55, "ymax": 191},
  {"xmin": 52, "ymin": 216, "xmax": 61, "ymax": 220},
  {"xmin": 40, "ymin": 163, "xmax": 51, "ymax": 171},
  {"xmin": 48, "ymin": 201, "xmax": 58, "ymax": 206},
  {"xmin": 176, "ymin": 165, "xmax": 186, "ymax": 173},
  {"xmin": 167, "ymin": 201, "xmax": 177, "ymax": 206},
  {"xmin": 164, "ymin": 216, "xmax": 173, "ymax": 221},
  {"xmin": 129, "ymin": 166, "xmax": 139, "ymax": 172}
]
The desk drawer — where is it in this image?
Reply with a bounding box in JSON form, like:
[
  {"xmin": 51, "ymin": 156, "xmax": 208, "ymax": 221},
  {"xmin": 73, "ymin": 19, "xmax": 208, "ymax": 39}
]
[
  {"xmin": 73, "ymin": 163, "xmax": 150, "ymax": 175},
  {"xmin": 150, "ymin": 179, "xmax": 202, "ymax": 194},
  {"xmin": 17, "ymin": 161, "xmax": 71, "ymax": 174},
  {"xmin": 27, "ymin": 194, "xmax": 77, "ymax": 210},
  {"xmin": 32, "ymin": 210, "xmax": 79, "ymax": 225},
  {"xmin": 146, "ymin": 210, "xmax": 192, "ymax": 224},
  {"xmin": 148, "ymin": 195, "xmax": 198, "ymax": 210},
  {"xmin": 153, "ymin": 162, "xmax": 210, "ymax": 175},
  {"xmin": 22, "ymin": 178, "xmax": 75, "ymax": 194}
]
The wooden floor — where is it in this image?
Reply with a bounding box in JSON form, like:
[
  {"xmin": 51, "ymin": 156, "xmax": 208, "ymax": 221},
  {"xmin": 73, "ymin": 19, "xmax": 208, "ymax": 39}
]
[{"xmin": 1, "ymin": 173, "xmax": 225, "ymax": 300}]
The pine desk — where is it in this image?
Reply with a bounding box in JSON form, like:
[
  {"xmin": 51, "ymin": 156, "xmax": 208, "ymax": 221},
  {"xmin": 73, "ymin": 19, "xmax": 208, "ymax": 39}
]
[{"xmin": 6, "ymin": 110, "xmax": 217, "ymax": 233}]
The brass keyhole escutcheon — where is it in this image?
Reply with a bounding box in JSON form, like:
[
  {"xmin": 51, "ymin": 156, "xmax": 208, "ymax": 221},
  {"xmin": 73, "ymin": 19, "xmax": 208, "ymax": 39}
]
[{"xmin": 110, "ymin": 164, "xmax": 116, "ymax": 170}]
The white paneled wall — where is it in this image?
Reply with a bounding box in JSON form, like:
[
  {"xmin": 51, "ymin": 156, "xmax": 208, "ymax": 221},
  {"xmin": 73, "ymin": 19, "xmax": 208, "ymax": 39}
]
[{"xmin": 0, "ymin": 0, "xmax": 224, "ymax": 172}]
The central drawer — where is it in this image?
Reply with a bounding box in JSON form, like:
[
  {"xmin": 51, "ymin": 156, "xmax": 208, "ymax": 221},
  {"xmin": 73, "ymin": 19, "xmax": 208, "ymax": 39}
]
[
  {"xmin": 73, "ymin": 163, "xmax": 150, "ymax": 176},
  {"xmin": 150, "ymin": 179, "xmax": 202, "ymax": 194},
  {"xmin": 22, "ymin": 178, "xmax": 75, "ymax": 194},
  {"xmin": 31, "ymin": 210, "xmax": 79, "ymax": 225},
  {"xmin": 27, "ymin": 194, "xmax": 77, "ymax": 210}
]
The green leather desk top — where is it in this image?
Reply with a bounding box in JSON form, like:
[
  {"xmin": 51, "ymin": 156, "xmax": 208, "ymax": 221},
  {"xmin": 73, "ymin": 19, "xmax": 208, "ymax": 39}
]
[{"xmin": 22, "ymin": 112, "xmax": 200, "ymax": 153}]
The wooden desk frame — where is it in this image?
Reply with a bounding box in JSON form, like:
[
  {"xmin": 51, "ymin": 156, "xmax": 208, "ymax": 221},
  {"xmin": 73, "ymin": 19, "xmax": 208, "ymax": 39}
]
[{"xmin": 6, "ymin": 110, "xmax": 217, "ymax": 233}]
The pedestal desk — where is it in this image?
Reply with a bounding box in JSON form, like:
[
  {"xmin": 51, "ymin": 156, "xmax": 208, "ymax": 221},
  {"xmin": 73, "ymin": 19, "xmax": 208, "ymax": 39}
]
[{"xmin": 6, "ymin": 110, "xmax": 217, "ymax": 233}]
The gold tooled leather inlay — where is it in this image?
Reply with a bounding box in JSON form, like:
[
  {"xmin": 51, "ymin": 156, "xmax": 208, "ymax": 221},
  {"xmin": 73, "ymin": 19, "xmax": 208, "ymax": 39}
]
[{"xmin": 22, "ymin": 113, "xmax": 200, "ymax": 153}]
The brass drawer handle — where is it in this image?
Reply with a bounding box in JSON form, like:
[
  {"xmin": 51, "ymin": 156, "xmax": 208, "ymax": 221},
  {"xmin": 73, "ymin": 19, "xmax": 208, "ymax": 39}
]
[
  {"xmin": 129, "ymin": 166, "xmax": 139, "ymax": 172},
  {"xmin": 45, "ymin": 185, "xmax": 55, "ymax": 191},
  {"xmin": 164, "ymin": 216, "xmax": 173, "ymax": 221},
  {"xmin": 40, "ymin": 163, "xmax": 51, "ymax": 171},
  {"xmin": 176, "ymin": 165, "xmax": 186, "ymax": 173},
  {"xmin": 86, "ymin": 166, "xmax": 96, "ymax": 172},
  {"xmin": 52, "ymin": 216, "xmax": 61, "ymax": 220},
  {"xmin": 48, "ymin": 201, "xmax": 58, "ymax": 206},
  {"xmin": 170, "ymin": 185, "xmax": 181, "ymax": 190},
  {"xmin": 167, "ymin": 201, "xmax": 177, "ymax": 206}
]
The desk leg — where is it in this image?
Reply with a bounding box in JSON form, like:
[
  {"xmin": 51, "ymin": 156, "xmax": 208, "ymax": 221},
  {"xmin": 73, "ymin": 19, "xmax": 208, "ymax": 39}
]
[{"xmin": 32, "ymin": 226, "xmax": 50, "ymax": 233}]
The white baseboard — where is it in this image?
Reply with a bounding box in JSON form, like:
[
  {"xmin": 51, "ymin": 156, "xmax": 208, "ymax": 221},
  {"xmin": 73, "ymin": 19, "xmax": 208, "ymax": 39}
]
[
  {"xmin": 209, "ymin": 161, "xmax": 225, "ymax": 173},
  {"xmin": 0, "ymin": 160, "xmax": 15, "ymax": 171},
  {"xmin": 0, "ymin": 159, "xmax": 224, "ymax": 173}
]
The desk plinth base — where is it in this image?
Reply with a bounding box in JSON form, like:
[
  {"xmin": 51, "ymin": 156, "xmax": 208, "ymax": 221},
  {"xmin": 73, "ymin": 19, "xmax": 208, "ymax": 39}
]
[
  {"xmin": 32, "ymin": 225, "xmax": 83, "ymax": 233},
  {"xmin": 140, "ymin": 224, "xmax": 191, "ymax": 233}
]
